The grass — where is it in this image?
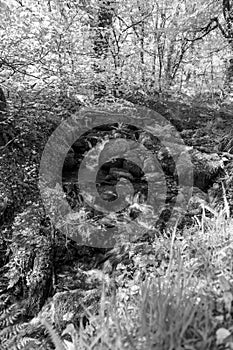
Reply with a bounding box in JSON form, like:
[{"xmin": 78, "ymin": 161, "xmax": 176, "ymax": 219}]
[
  {"xmin": 2, "ymin": 195, "xmax": 233, "ymax": 349},
  {"xmin": 51, "ymin": 203, "xmax": 233, "ymax": 350}
]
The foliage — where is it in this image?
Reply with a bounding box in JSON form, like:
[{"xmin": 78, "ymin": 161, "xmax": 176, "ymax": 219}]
[
  {"xmin": 0, "ymin": 0, "xmax": 231, "ymax": 99},
  {"xmin": 1, "ymin": 1, "xmax": 233, "ymax": 349},
  {"xmin": 1, "ymin": 214, "xmax": 233, "ymax": 349}
]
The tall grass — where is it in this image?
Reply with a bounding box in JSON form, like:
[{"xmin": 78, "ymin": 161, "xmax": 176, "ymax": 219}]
[{"xmin": 55, "ymin": 205, "xmax": 233, "ymax": 350}]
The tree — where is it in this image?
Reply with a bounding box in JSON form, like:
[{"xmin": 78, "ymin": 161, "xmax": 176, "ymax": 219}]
[
  {"xmin": 0, "ymin": 87, "xmax": 7, "ymax": 147},
  {"xmin": 91, "ymin": 0, "xmax": 115, "ymax": 100},
  {"xmin": 0, "ymin": 87, "xmax": 6, "ymax": 116}
]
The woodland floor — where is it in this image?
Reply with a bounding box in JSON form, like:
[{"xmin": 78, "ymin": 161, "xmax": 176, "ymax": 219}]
[{"xmin": 0, "ymin": 93, "xmax": 233, "ymax": 349}]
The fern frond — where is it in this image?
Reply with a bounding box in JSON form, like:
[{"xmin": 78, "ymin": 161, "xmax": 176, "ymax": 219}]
[
  {"xmin": 8, "ymin": 336, "xmax": 41, "ymax": 350},
  {"xmin": 0, "ymin": 294, "xmax": 11, "ymax": 311},
  {"xmin": 0, "ymin": 322, "xmax": 29, "ymax": 342},
  {"xmin": 0, "ymin": 303, "xmax": 23, "ymax": 328}
]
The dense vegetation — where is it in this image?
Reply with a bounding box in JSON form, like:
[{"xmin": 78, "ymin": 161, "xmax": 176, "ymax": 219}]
[{"xmin": 1, "ymin": 1, "xmax": 233, "ymax": 349}]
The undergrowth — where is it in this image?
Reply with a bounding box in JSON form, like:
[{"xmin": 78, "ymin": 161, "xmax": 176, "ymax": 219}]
[{"xmin": 1, "ymin": 202, "xmax": 233, "ymax": 349}]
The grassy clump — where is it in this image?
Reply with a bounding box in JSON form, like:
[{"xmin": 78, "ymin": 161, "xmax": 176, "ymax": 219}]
[{"xmin": 53, "ymin": 208, "xmax": 233, "ymax": 350}]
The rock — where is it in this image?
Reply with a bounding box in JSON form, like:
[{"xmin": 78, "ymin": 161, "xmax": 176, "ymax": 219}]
[
  {"xmin": 143, "ymin": 157, "xmax": 159, "ymax": 173},
  {"xmin": 187, "ymin": 187, "xmax": 208, "ymax": 214},
  {"xmin": 99, "ymin": 138, "xmax": 130, "ymax": 165},
  {"xmin": 122, "ymin": 149, "xmax": 144, "ymax": 177},
  {"xmin": 109, "ymin": 167, "xmax": 134, "ymax": 181},
  {"xmin": 191, "ymin": 150, "xmax": 224, "ymax": 191}
]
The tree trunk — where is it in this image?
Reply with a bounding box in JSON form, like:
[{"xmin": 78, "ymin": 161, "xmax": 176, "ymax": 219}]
[
  {"xmin": 224, "ymin": 58, "xmax": 233, "ymax": 92},
  {"xmin": 0, "ymin": 87, "xmax": 7, "ymax": 147},
  {"xmin": 91, "ymin": 0, "xmax": 115, "ymax": 100},
  {"xmin": 0, "ymin": 205, "xmax": 54, "ymax": 316}
]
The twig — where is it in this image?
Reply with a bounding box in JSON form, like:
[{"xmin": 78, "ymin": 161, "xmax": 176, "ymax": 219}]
[{"xmin": 0, "ymin": 137, "xmax": 17, "ymax": 152}]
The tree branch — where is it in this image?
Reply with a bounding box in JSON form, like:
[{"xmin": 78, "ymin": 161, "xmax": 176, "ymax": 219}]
[
  {"xmin": 185, "ymin": 18, "xmax": 219, "ymax": 42},
  {"xmin": 215, "ymin": 17, "xmax": 229, "ymax": 37},
  {"xmin": 116, "ymin": 7, "xmax": 154, "ymax": 34}
]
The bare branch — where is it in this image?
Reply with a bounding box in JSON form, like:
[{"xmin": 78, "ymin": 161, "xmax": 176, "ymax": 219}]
[
  {"xmin": 185, "ymin": 18, "xmax": 219, "ymax": 42},
  {"xmin": 116, "ymin": 7, "xmax": 154, "ymax": 34}
]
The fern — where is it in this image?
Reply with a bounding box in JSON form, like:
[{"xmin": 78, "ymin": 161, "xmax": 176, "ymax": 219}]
[
  {"xmin": 0, "ymin": 294, "xmax": 11, "ymax": 311},
  {"xmin": 0, "ymin": 296, "xmax": 82, "ymax": 350},
  {"xmin": 0, "ymin": 301, "xmax": 47, "ymax": 350},
  {"xmin": 0, "ymin": 322, "xmax": 29, "ymax": 342},
  {"xmin": 4, "ymin": 336, "xmax": 41, "ymax": 350},
  {"xmin": 0, "ymin": 303, "xmax": 23, "ymax": 328}
]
